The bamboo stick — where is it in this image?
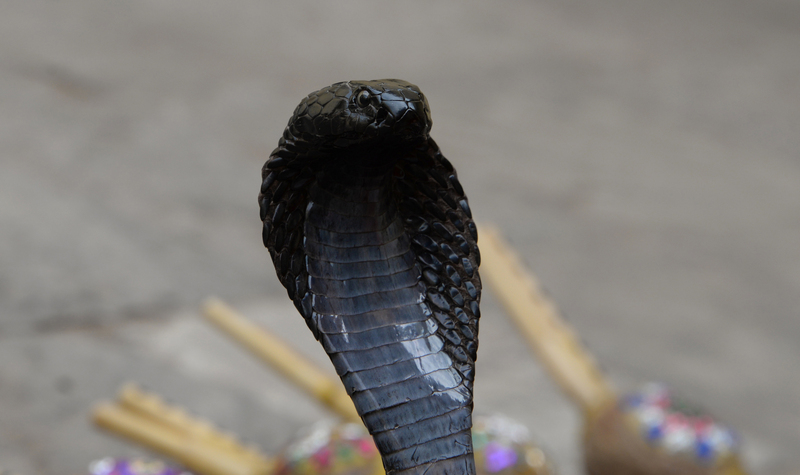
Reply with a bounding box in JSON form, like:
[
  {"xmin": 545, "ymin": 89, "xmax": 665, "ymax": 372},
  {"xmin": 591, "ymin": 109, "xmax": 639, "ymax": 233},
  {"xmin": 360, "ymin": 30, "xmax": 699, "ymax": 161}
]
[
  {"xmin": 478, "ymin": 225, "xmax": 616, "ymax": 412},
  {"xmin": 92, "ymin": 402, "xmax": 273, "ymax": 475},
  {"xmin": 202, "ymin": 298, "xmax": 360, "ymax": 423},
  {"xmin": 115, "ymin": 383, "xmax": 265, "ymax": 464}
]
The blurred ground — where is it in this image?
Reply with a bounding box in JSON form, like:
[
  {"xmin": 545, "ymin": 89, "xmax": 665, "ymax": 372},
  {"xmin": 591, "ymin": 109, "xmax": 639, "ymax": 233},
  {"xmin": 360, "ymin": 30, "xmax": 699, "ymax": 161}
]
[{"xmin": 1, "ymin": 1, "xmax": 798, "ymax": 474}]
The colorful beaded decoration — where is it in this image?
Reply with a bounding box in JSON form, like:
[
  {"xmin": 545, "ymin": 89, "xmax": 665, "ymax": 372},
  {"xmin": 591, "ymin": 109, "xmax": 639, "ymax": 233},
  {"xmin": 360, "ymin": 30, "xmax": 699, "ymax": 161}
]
[
  {"xmin": 273, "ymin": 422, "xmax": 379, "ymax": 475},
  {"xmin": 273, "ymin": 417, "xmax": 551, "ymax": 475},
  {"xmin": 89, "ymin": 458, "xmax": 189, "ymax": 475},
  {"xmin": 472, "ymin": 415, "xmax": 552, "ymax": 475},
  {"xmin": 621, "ymin": 383, "xmax": 739, "ymax": 464}
]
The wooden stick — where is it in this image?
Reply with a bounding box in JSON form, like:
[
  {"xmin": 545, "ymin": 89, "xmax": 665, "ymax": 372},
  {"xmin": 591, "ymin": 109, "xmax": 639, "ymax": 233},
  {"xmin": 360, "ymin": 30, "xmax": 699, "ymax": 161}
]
[
  {"xmin": 202, "ymin": 298, "xmax": 361, "ymax": 423},
  {"xmin": 478, "ymin": 225, "xmax": 616, "ymax": 412},
  {"xmin": 92, "ymin": 402, "xmax": 273, "ymax": 475},
  {"xmin": 115, "ymin": 383, "xmax": 265, "ymax": 463}
]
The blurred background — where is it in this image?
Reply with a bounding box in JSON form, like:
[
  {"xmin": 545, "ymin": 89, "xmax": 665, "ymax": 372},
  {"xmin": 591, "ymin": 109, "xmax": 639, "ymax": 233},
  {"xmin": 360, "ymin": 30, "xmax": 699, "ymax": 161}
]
[{"xmin": 1, "ymin": 1, "xmax": 798, "ymax": 474}]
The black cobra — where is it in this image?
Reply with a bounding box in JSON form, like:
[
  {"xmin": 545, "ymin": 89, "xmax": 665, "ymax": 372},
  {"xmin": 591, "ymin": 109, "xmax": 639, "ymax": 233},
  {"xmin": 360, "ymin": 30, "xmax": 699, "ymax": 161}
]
[{"xmin": 259, "ymin": 79, "xmax": 481, "ymax": 475}]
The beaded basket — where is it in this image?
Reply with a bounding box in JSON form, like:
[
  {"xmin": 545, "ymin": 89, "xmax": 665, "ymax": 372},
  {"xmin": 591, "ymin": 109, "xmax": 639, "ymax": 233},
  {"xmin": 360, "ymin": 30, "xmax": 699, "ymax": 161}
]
[{"xmin": 621, "ymin": 383, "xmax": 739, "ymax": 464}]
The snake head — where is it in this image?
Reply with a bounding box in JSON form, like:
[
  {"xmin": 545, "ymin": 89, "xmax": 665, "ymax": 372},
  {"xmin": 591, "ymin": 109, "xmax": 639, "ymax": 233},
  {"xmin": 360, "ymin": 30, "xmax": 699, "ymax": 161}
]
[{"xmin": 285, "ymin": 79, "xmax": 433, "ymax": 150}]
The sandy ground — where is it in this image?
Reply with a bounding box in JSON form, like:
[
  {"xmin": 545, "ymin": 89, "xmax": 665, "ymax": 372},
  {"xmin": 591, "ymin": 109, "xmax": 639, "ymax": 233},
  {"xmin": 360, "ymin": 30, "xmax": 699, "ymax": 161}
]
[{"xmin": 1, "ymin": 1, "xmax": 798, "ymax": 474}]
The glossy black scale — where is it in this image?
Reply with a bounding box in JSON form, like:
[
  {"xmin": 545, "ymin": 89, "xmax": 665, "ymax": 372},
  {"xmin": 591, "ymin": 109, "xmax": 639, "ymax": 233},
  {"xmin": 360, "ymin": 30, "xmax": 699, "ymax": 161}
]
[{"xmin": 258, "ymin": 79, "xmax": 481, "ymax": 475}]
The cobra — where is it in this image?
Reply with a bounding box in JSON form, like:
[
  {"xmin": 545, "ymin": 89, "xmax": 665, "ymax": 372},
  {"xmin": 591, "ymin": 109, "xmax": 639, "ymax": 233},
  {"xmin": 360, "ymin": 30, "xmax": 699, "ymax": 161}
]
[{"xmin": 259, "ymin": 79, "xmax": 481, "ymax": 475}]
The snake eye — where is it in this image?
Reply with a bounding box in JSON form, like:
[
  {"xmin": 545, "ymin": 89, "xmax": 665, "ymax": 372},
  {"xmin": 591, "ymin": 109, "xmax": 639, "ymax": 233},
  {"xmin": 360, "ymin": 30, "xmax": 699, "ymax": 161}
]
[{"xmin": 355, "ymin": 90, "xmax": 371, "ymax": 108}]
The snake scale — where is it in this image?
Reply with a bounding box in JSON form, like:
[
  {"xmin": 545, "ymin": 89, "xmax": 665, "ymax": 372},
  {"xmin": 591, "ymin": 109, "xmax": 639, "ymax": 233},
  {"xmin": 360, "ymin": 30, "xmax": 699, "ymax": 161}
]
[{"xmin": 259, "ymin": 79, "xmax": 481, "ymax": 475}]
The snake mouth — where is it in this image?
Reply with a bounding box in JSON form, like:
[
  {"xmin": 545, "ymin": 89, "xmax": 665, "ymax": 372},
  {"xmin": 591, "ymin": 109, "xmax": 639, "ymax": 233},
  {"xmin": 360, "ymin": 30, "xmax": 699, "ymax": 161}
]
[{"xmin": 392, "ymin": 108, "xmax": 426, "ymax": 139}]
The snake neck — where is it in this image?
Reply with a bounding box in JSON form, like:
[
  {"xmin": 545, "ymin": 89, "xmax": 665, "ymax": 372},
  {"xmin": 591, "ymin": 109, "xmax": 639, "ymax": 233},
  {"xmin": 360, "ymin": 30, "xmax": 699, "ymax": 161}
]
[
  {"xmin": 260, "ymin": 134, "xmax": 480, "ymax": 475},
  {"xmin": 302, "ymin": 153, "xmax": 476, "ymax": 475}
]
